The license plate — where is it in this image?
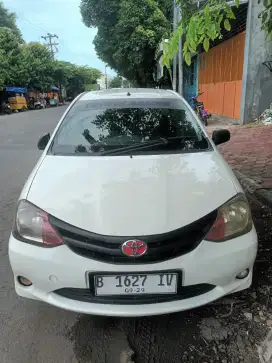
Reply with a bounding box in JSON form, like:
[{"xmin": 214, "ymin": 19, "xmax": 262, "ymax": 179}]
[{"xmin": 93, "ymin": 273, "xmax": 178, "ymax": 296}]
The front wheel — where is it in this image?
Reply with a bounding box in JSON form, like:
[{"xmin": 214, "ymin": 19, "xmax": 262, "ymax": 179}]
[{"xmin": 202, "ymin": 115, "xmax": 208, "ymax": 126}]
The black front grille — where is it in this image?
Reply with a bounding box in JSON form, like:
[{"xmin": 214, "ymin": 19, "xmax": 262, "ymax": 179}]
[
  {"xmin": 49, "ymin": 210, "xmax": 217, "ymax": 264},
  {"xmin": 53, "ymin": 284, "xmax": 216, "ymax": 305}
]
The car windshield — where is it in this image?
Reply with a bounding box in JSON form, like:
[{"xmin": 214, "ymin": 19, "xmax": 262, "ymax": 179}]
[{"xmin": 50, "ymin": 97, "xmax": 211, "ymax": 156}]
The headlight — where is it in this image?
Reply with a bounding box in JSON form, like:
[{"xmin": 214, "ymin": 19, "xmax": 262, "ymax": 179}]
[
  {"xmin": 206, "ymin": 193, "xmax": 253, "ymax": 242},
  {"xmin": 13, "ymin": 200, "xmax": 63, "ymax": 247}
]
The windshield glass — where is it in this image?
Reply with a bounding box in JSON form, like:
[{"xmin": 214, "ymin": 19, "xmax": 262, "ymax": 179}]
[{"xmin": 50, "ymin": 97, "xmax": 211, "ymax": 156}]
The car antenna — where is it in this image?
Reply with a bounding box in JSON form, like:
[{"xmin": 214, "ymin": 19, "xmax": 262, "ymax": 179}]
[{"xmin": 127, "ymin": 92, "xmax": 131, "ymax": 96}]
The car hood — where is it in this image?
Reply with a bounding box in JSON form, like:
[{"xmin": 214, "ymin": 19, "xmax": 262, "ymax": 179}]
[{"xmin": 27, "ymin": 152, "xmax": 237, "ymax": 236}]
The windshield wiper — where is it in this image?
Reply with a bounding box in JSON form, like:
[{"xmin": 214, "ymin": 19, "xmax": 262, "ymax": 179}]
[
  {"xmin": 101, "ymin": 136, "xmax": 207, "ymax": 156},
  {"xmin": 101, "ymin": 138, "xmax": 168, "ymax": 156}
]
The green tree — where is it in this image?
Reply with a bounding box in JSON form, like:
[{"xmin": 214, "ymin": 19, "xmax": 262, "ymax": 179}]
[
  {"xmin": 163, "ymin": 0, "xmax": 241, "ymax": 67},
  {"xmin": 0, "ymin": 27, "xmax": 21, "ymax": 86},
  {"xmin": 81, "ymin": 0, "xmax": 171, "ymax": 86},
  {"xmin": 0, "ymin": 2, "xmax": 102, "ymax": 93},
  {"xmin": 67, "ymin": 65, "xmax": 101, "ymax": 97},
  {"xmin": 260, "ymin": 0, "xmax": 272, "ymax": 35},
  {"xmin": 19, "ymin": 42, "xmax": 54, "ymax": 90},
  {"xmin": 53, "ymin": 61, "xmax": 101, "ymax": 98},
  {"xmin": 109, "ymin": 75, "xmax": 122, "ymax": 88},
  {"xmin": 52, "ymin": 60, "xmax": 73, "ymax": 88},
  {"xmin": 163, "ymin": 0, "xmax": 272, "ymax": 67},
  {"xmin": 0, "ymin": 1, "xmax": 23, "ymax": 41}
]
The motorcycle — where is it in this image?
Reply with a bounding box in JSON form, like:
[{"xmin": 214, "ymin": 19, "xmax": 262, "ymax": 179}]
[
  {"xmin": 2, "ymin": 102, "xmax": 12, "ymax": 115},
  {"xmin": 29, "ymin": 99, "xmax": 45, "ymax": 110},
  {"xmin": 34, "ymin": 100, "xmax": 45, "ymax": 109},
  {"xmin": 191, "ymin": 92, "xmax": 211, "ymax": 126}
]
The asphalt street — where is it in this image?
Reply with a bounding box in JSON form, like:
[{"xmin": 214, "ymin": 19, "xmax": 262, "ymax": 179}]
[
  {"xmin": 0, "ymin": 107, "xmax": 269, "ymax": 363},
  {"xmin": 0, "ymin": 107, "xmax": 78, "ymax": 363}
]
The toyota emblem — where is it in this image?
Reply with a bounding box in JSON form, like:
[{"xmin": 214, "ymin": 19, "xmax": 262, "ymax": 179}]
[{"xmin": 122, "ymin": 240, "xmax": 148, "ymax": 257}]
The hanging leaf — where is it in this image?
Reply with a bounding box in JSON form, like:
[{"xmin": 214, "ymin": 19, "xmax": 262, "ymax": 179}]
[
  {"xmin": 218, "ymin": 15, "xmax": 224, "ymax": 25},
  {"xmin": 235, "ymin": 0, "xmax": 240, "ymax": 8},
  {"xmin": 190, "ymin": 40, "xmax": 197, "ymax": 51},
  {"xmin": 262, "ymin": 11, "xmax": 268, "ymax": 23},
  {"xmin": 203, "ymin": 38, "xmax": 210, "ymax": 52},
  {"xmin": 185, "ymin": 52, "xmax": 191, "ymax": 66},
  {"xmin": 204, "ymin": 5, "xmax": 210, "ymax": 21},
  {"xmin": 226, "ymin": 8, "xmax": 236, "ymax": 20},
  {"xmin": 224, "ymin": 19, "xmax": 231, "ymax": 31}
]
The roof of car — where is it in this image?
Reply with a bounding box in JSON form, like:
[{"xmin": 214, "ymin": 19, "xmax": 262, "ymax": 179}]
[{"xmin": 79, "ymin": 88, "xmax": 181, "ymax": 101}]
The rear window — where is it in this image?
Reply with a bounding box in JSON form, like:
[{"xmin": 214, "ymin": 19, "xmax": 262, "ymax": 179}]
[{"xmin": 50, "ymin": 98, "xmax": 211, "ymax": 156}]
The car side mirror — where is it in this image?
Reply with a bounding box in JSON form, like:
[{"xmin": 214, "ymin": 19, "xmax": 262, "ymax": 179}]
[
  {"xmin": 37, "ymin": 133, "xmax": 50, "ymax": 150},
  {"xmin": 212, "ymin": 129, "xmax": 230, "ymax": 146}
]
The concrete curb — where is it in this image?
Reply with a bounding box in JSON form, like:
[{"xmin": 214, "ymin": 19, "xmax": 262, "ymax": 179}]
[{"xmin": 234, "ymin": 170, "xmax": 272, "ymax": 208}]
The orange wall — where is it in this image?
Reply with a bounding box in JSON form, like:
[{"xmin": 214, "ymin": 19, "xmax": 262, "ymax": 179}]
[{"xmin": 198, "ymin": 32, "xmax": 245, "ymax": 119}]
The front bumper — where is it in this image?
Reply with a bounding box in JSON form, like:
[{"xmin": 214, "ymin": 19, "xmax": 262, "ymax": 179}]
[{"xmin": 9, "ymin": 229, "xmax": 258, "ymax": 317}]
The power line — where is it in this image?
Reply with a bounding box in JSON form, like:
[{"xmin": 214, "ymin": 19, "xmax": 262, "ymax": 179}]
[
  {"xmin": 14, "ymin": 11, "xmax": 48, "ymax": 33},
  {"xmin": 21, "ymin": 18, "xmax": 46, "ymax": 33},
  {"xmin": 41, "ymin": 33, "xmax": 59, "ymax": 58}
]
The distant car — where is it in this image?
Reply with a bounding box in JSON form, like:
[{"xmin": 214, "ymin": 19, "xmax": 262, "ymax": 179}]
[{"xmin": 9, "ymin": 88, "xmax": 258, "ymax": 317}]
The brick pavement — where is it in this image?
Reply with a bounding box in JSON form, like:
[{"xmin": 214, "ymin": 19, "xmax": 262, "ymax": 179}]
[{"xmin": 214, "ymin": 125, "xmax": 272, "ymax": 188}]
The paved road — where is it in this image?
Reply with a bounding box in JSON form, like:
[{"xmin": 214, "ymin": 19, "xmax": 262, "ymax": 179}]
[
  {"xmin": 0, "ymin": 107, "xmax": 268, "ymax": 363},
  {"xmin": 0, "ymin": 107, "xmax": 78, "ymax": 363}
]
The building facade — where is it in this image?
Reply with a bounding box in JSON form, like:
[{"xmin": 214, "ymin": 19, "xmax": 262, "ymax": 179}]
[
  {"xmin": 198, "ymin": 31, "xmax": 245, "ymax": 120},
  {"xmin": 157, "ymin": 0, "xmax": 272, "ymax": 124}
]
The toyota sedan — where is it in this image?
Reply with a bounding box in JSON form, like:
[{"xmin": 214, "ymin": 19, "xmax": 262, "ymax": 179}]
[{"xmin": 9, "ymin": 89, "xmax": 258, "ymax": 316}]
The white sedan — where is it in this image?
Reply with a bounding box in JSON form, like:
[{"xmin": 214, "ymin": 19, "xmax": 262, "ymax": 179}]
[{"xmin": 9, "ymin": 88, "xmax": 258, "ymax": 316}]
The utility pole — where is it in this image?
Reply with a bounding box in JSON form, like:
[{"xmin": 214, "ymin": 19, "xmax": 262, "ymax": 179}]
[
  {"xmin": 173, "ymin": 0, "xmax": 177, "ymax": 92},
  {"xmin": 41, "ymin": 33, "xmax": 59, "ymax": 58},
  {"xmin": 105, "ymin": 64, "xmax": 108, "ymax": 89},
  {"xmin": 177, "ymin": 3, "xmax": 183, "ymax": 95}
]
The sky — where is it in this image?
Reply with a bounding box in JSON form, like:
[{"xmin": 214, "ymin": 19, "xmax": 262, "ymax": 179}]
[{"xmin": 3, "ymin": 0, "xmax": 115, "ymax": 75}]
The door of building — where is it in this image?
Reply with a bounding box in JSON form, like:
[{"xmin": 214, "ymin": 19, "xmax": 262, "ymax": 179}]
[{"xmin": 183, "ymin": 56, "xmax": 198, "ymax": 105}]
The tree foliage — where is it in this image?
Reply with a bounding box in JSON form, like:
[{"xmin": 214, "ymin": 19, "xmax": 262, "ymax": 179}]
[
  {"xmin": 80, "ymin": 0, "xmax": 171, "ymax": 86},
  {"xmin": 163, "ymin": 0, "xmax": 241, "ymax": 67},
  {"xmin": 0, "ymin": 5, "xmax": 101, "ymax": 96},
  {"xmin": 52, "ymin": 60, "xmax": 101, "ymax": 97},
  {"xmin": 19, "ymin": 42, "xmax": 55, "ymax": 89},
  {"xmin": 109, "ymin": 75, "xmax": 123, "ymax": 88},
  {"xmin": 0, "ymin": 27, "xmax": 21, "ymax": 86},
  {"xmin": 61, "ymin": 63, "xmax": 102, "ymax": 97},
  {"xmin": 259, "ymin": 0, "xmax": 272, "ymax": 35},
  {"xmin": 0, "ymin": 32, "xmax": 101, "ymax": 94},
  {"xmin": 164, "ymin": 0, "xmax": 272, "ymax": 67},
  {"xmin": 0, "ymin": 1, "xmax": 22, "ymax": 41},
  {"xmin": 0, "ymin": 31, "xmax": 55, "ymax": 89}
]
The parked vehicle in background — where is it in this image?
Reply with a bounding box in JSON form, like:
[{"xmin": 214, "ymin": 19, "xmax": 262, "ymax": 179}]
[
  {"xmin": 2, "ymin": 101, "xmax": 12, "ymax": 114},
  {"xmin": 5, "ymin": 87, "xmax": 28, "ymax": 112},
  {"xmin": 29, "ymin": 98, "xmax": 45, "ymax": 110},
  {"xmin": 34, "ymin": 100, "xmax": 45, "ymax": 109},
  {"xmin": 9, "ymin": 88, "xmax": 258, "ymax": 317},
  {"xmin": 191, "ymin": 92, "xmax": 211, "ymax": 126},
  {"xmin": 49, "ymin": 96, "xmax": 59, "ymax": 107}
]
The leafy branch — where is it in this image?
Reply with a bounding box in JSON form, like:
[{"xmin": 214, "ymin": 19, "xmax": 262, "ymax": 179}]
[
  {"xmin": 163, "ymin": 0, "xmax": 240, "ymax": 67},
  {"xmin": 259, "ymin": 0, "xmax": 272, "ymax": 37}
]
